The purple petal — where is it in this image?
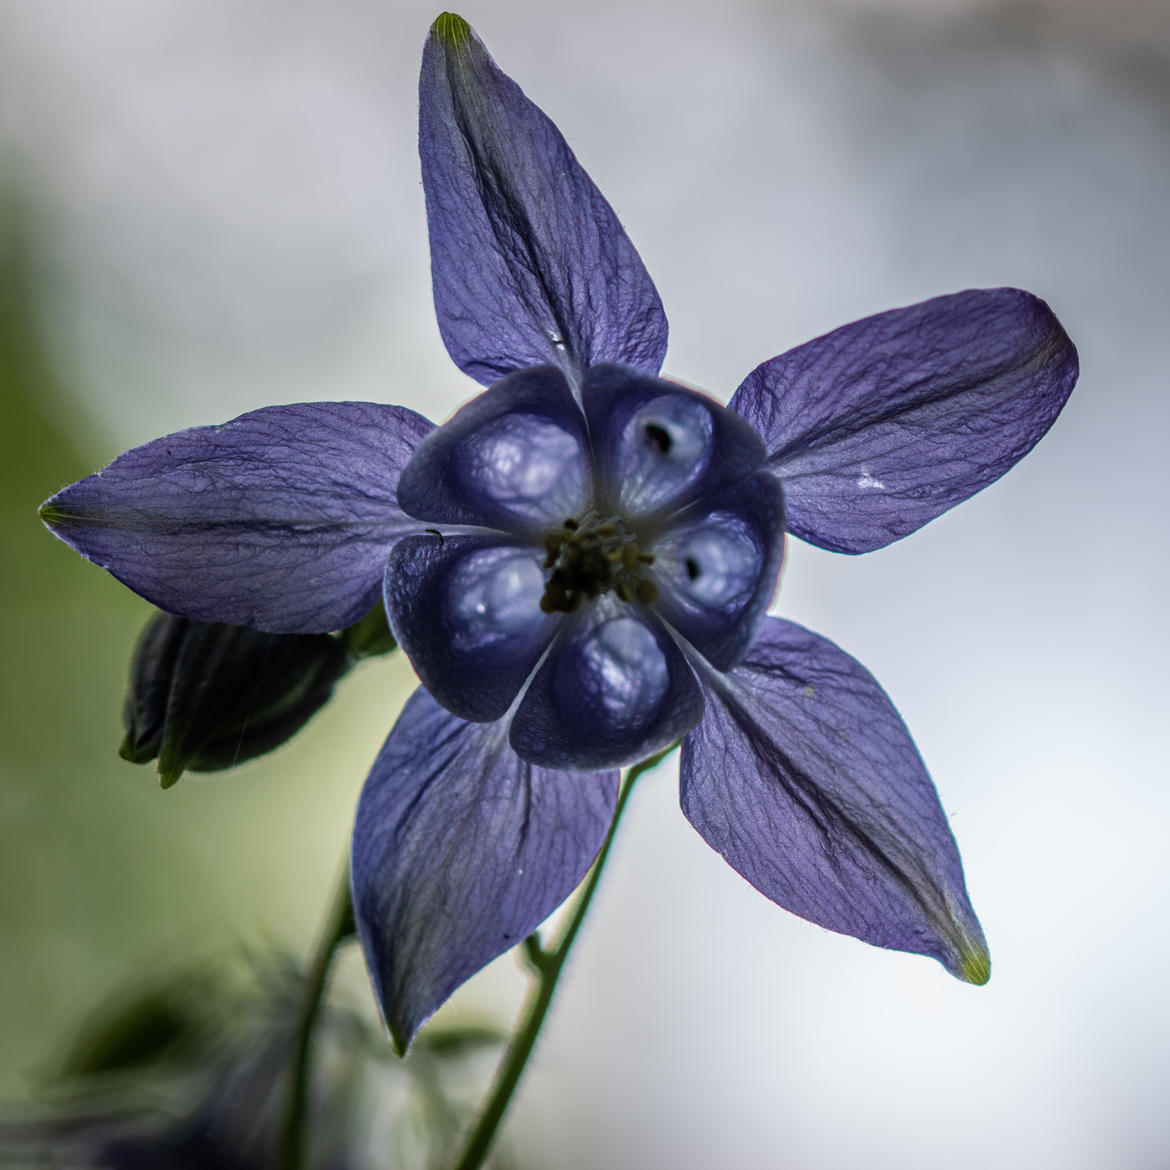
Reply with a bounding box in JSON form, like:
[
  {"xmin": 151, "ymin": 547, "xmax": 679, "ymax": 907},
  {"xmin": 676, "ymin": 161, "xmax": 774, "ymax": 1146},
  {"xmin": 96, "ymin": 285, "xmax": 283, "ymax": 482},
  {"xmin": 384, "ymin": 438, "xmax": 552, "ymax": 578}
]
[
  {"xmin": 384, "ymin": 534, "xmax": 556, "ymax": 722},
  {"xmin": 650, "ymin": 472, "xmax": 785, "ymax": 671},
  {"xmin": 730, "ymin": 289, "xmax": 1078, "ymax": 553},
  {"xmin": 352, "ymin": 686, "xmax": 618, "ymax": 1052},
  {"xmin": 680, "ymin": 617, "xmax": 989, "ymax": 982},
  {"xmin": 397, "ymin": 366, "xmax": 589, "ymax": 532},
  {"xmin": 40, "ymin": 403, "xmax": 434, "ymax": 633},
  {"xmin": 510, "ymin": 601, "xmax": 704, "ymax": 770},
  {"xmin": 419, "ymin": 15, "xmax": 668, "ymax": 385},
  {"xmin": 582, "ymin": 364, "xmax": 767, "ymax": 522}
]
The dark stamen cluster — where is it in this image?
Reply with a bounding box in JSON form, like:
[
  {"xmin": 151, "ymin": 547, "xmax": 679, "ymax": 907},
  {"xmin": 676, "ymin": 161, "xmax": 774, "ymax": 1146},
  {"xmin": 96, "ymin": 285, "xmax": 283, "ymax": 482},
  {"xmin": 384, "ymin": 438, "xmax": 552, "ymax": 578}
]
[{"xmin": 540, "ymin": 514, "xmax": 657, "ymax": 613}]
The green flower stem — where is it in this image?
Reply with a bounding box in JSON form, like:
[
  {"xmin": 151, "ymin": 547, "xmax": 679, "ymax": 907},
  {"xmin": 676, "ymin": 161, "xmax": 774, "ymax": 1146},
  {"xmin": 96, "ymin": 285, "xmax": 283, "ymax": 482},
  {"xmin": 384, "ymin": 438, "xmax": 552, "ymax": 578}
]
[
  {"xmin": 450, "ymin": 746, "xmax": 673, "ymax": 1170},
  {"xmin": 278, "ymin": 858, "xmax": 356, "ymax": 1170}
]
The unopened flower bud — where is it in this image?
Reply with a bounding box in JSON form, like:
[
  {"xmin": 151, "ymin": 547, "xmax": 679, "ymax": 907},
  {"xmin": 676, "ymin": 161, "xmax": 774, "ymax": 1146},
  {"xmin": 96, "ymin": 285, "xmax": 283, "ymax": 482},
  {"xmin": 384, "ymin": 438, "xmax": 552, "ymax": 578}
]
[{"xmin": 120, "ymin": 612, "xmax": 353, "ymax": 788}]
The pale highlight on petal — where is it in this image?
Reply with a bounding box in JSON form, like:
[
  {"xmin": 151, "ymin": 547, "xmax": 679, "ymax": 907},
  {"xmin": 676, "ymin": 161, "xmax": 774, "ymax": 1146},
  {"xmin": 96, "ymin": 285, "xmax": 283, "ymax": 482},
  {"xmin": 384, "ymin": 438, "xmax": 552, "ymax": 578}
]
[
  {"xmin": 650, "ymin": 473, "xmax": 785, "ymax": 671},
  {"xmin": 385, "ymin": 534, "xmax": 557, "ymax": 723},
  {"xmin": 510, "ymin": 601, "xmax": 705, "ymax": 770},
  {"xmin": 397, "ymin": 365, "xmax": 589, "ymax": 531},
  {"xmin": 582, "ymin": 364, "xmax": 767, "ymax": 523}
]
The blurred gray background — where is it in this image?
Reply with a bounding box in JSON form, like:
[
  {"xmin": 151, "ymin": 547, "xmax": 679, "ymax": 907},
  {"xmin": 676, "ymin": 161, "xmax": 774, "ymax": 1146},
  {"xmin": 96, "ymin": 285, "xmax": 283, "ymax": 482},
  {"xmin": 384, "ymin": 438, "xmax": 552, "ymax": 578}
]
[{"xmin": 1, "ymin": 0, "xmax": 1167, "ymax": 1167}]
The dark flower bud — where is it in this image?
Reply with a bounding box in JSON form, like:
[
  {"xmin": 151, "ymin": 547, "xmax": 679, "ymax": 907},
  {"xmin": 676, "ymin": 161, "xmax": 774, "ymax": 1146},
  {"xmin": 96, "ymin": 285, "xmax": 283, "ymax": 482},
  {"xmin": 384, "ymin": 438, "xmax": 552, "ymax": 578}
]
[
  {"xmin": 120, "ymin": 612, "xmax": 354, "ymax": 788},
  {"xmin": 340, "ymin": 602, "xmax": 397, "ymax": 660},
  {"xmin": 61, "ymin": 980, "xmax": 202, "ymax": 1078}
]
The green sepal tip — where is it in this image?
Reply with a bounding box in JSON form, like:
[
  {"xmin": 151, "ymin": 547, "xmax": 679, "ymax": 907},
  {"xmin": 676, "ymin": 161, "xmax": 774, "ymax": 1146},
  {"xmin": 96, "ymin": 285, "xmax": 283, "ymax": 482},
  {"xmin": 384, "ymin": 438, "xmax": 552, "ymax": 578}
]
[
  {"xmin": 958, "ymin": 945, "xmax": 991, "ymax": 987},
  {"xmin": 157, "ymin": 765, "xmax": 183, "ymax": 791},
  {"xmin": 432, "ymin": 12, "xmax": 472, "ymax": 47}
]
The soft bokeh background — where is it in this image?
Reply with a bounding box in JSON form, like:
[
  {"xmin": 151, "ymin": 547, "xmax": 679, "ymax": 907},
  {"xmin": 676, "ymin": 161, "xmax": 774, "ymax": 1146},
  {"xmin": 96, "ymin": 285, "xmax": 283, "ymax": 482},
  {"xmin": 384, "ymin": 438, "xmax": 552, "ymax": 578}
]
[{"xmin": 2, "ymin": 0, "xmax": 1167, "ymax": 1166}]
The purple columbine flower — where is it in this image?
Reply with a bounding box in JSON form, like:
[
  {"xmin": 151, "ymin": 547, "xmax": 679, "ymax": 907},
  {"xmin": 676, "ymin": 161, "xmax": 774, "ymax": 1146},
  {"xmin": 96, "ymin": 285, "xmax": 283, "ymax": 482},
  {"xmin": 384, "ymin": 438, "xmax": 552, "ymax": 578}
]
[{"xmin": 41, "ymin": 13, "xmax": 1078, "ymax": 1052}]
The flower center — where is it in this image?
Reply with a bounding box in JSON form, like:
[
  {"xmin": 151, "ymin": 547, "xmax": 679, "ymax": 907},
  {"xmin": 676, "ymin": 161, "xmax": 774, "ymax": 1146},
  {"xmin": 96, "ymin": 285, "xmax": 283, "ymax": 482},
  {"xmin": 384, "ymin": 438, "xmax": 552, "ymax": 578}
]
[{"xmin": 539, "ymin": 513, "xmax": 657, "ymax": 613}]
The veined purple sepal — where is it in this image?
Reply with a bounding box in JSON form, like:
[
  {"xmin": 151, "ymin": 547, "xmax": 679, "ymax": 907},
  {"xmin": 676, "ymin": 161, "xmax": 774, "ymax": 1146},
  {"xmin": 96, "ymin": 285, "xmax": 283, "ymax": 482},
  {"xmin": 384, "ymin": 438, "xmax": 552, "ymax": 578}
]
[
  {"xmin": 731, "ymin": 288, "xmax": 1078, "ymax": 553},
  {"xmin": 40, "ymin": 402, "xmax": 434, "ymax": 633},
  {"xmin": 351, "ymin": 686, "xmax": 618, "ymax": 1052},
  {"xmin": 681, "ymin": 617, "xmax": 990, "ymax": 983},
  {"xmin": 420, "ymin": 14, "xmax": 668, "ymax": 386}
]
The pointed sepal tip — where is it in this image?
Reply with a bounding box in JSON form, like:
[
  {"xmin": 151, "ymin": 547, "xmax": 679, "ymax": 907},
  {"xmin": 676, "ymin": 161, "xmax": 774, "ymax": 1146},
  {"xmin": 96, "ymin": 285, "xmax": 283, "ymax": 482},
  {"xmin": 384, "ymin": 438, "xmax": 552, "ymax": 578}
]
[
  {"xmin": 956, "ymin": 943, "xmax": 991, "ymax": 986},
  {"xmin": 432, "ymin": 12, "xmax": 472, "ymax": 46},
  {"xmin": 158, "ymin": 766, "xmax": 183, "ymax": 791},
  {"xmin": 38, "ymin": 500, "xmax": 68, "ymax": 528}
]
